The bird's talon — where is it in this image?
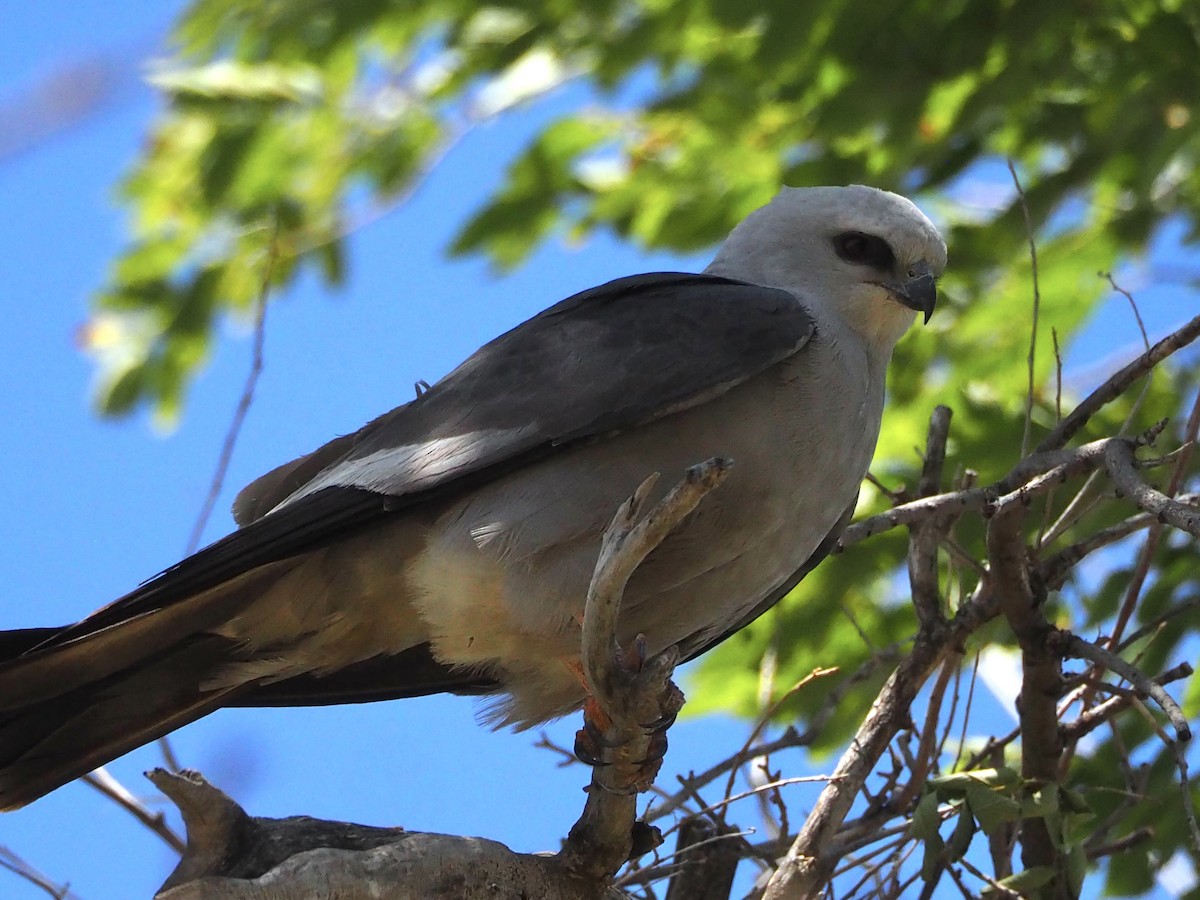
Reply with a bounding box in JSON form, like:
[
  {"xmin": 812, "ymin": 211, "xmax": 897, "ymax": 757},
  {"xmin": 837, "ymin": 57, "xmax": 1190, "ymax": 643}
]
[
  {"xmin": 639, "ymin": 731, "xmax": 669, "ymax": 765},
  {"xmin": 617, "ymin": 635, "xmax": 648, "ymax": 674},
  {"xmin": 640, "ymin": 709, "xmax": 678, "ymax": 732},
  {"xmin": 573, "ymin": 728, "xmax": 610, "ymax": 767}
]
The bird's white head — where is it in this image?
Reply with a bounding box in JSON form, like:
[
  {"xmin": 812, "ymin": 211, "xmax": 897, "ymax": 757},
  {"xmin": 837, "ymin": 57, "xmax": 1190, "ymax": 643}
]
[{"xmin": 705, "ymin": 185, "xmax": 948, "ymax": 353}]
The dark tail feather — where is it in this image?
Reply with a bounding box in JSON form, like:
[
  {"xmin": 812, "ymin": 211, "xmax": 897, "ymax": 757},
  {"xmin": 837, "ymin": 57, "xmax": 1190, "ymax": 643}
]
[
  {"xmin": 233, "ymin": 643, "xmax": 498, "ymax": 708},
  {"xmin": 0, "ymin": 565, "xmax": 291, "ymax": 711},
  {"xmin": 0, "ymin": 637, "xmax": 240, "ymax": 810}
]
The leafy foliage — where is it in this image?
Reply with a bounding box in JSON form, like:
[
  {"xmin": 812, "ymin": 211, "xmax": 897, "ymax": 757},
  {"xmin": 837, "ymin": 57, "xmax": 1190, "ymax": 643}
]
[
  {"xmin": 93, "ymin": 0, "xmax": 1200, "ymax": 419},
  {"xmin": 85, "ymin": 0, "xmax": 1200, "ymax": 896}
]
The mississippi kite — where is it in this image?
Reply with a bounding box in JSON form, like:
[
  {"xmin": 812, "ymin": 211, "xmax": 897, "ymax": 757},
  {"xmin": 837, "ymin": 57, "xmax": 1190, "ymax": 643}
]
[{"xmin": 0, "ymin": 185, "xmax": 946, "ymax": 809}]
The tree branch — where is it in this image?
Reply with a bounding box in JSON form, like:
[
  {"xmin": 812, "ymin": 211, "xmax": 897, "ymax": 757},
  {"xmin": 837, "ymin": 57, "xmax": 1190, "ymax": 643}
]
[
  {"xmin": 1104, "ymin": 440, "xmax": 1200, "ymax": 537},
  {"xmin": 987, "ymin": 502, "xmax": 1068, "ymax": 898},
  {"xmin": 561, "ymin": 458, "xmax": 730, "ymax": 880},
  {"xmin": 1035, "ymin": 312, "xmax": 1200, "ymax": 453},
  {"xmin": 1058, "ymin": 633, "xmax": 1191, "ymax": 742}
]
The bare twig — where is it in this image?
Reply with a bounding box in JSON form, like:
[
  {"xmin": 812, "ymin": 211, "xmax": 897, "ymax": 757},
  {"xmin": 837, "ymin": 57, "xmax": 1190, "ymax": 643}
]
[
  {"xmin": 0, "ymin": 846, "xmax": 77, "ymax": 899},
  {"xmin": 687, "ymin": 775, "xmax": 837, "ymax": 823},
  {"xmin": 1058, "ymin": 633, "xmax": 1191, "ymax": 742},
  {"xmin": 1104, "ymin": 387, "xmax": 1200, "ymax": 662},
  {"xmin": 1104, "ymin": 440, "xmax": 1200, "ymax": 537},
  {"xmin": 1102, "ymin": 272, "xmax": 1151, "ymax": 351},
  {"xmin": 1061, "ymin": 662, "xmax": 1193, "ymax": 744},
  {"xmin": 1115, "ymin": 596, "xmax": 1200, "ymax": 654},
  {"xmin": 619, "ymin": 825, "xmax": 754, "ymax": 892},
  {"xmin": 1035, "ymin": 312, "xmax": 1200, "ymax": 453},
  {"xmin": 758, "ymin": 607, "xmax": 957, "ymax": 898},
  {"xmin": 843, "ymin": 437, "xmax": 1136, "ymax": 549},
  {"xmin": 951, "ymin": 651, "xmax": 982, "ymax": 773},
  {"xmin": 908, "ymin": 406, "xmax": 953, "ymax": 627},
  {"xmin": 185, "ymin": 237, "xmax": 275, "ymax": 554},
  {"xmin": 720, "ymin": 668, "xmax": 838, "ymax": 808},
  {"xmin": 1038, "ymin": 327, "xmax": 1066, "ymax": 546},
  {"xmin": 1085, "ymin": 827, "xmax": 1154, "ymax": 861},
  {"xmin": 1040, "ymin": 507, "xmax": 1163, "ymax": 589},
  {"xmin": 1008, "ymin": 161, "xmax": 1042, "ymax": 457},
  {"xmin": 1052, "ymin": 327, "xmax": 1063, "ymax": 423},
  {"xmin": 648, "ymin": 650, "xmax": 901, "ymax": 824},
  {"xmin": 84, "ymin": 768, "xmax": 185, "ymax": 853},
  {"xmin": 1125, "ymin": 696, "xmax": 1200, "ymax": 858}
]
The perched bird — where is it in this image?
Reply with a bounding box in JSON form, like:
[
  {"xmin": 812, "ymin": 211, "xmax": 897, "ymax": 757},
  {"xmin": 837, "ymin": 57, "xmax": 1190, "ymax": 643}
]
[{"xmin": 0, "ymin": 185, "xmax": 945, "ymax": 810}]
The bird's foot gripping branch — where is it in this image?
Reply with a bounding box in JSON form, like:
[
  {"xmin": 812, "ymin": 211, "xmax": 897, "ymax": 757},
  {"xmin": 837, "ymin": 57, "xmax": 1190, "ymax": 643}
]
[{"xmin": 151, "ymin": 460, "xmax": 728, "ymax": 899}]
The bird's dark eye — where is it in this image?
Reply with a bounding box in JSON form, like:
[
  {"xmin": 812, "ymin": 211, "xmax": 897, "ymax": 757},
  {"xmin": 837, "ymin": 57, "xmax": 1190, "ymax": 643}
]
[{"xmin": 832, "ymin": 231, "xmax": 896, "ymax": 270}]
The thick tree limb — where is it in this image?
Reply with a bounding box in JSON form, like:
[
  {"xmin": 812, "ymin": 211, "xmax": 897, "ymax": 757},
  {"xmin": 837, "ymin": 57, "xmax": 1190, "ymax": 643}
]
[{"xmin": 987, "ymin": 503, "xmax": 1069, "ymax": 898}]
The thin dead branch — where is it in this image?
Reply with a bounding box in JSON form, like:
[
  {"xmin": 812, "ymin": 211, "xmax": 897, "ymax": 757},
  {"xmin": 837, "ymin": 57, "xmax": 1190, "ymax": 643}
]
[
  {"xmin": 1036, "ymin": 312, "xmax": 1200, "ymax": 453},
  {"xmin": 1007, "ymin": 160, "xmax": 1042, "ymax": 457}
]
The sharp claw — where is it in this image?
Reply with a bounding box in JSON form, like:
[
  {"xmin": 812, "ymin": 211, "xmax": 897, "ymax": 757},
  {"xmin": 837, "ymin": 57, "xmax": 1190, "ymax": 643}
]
[
  {"xmin": 640, "ymin": 709, "xmax": 678, "ymax": 732},
  {"xmin": 638, "ymin": 731, "xmax": 669, "ymax": 766},
  {"xmin": 618, "ymin": 635, "xmax": 648, "ymax": 674},
  {"xmin": 573, "ymin": 728, "xmax": 609, "ymax": 767}
]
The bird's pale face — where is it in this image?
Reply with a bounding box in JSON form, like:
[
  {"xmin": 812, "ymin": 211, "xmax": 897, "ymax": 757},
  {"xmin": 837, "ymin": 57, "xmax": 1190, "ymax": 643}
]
[
  {"xmin": 706, "ymin": 184, "xmax": 948, "ymax": 354},
  {"xmin": 821, "ymin": 214, "xmax": 946, "ymax": 350}
]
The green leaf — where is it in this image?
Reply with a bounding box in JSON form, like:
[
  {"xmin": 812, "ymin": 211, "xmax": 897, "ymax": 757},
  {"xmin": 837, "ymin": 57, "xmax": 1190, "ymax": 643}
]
[
  {"xmin": 920, "ymin": 829, "xmax": 945, "ymax": 883},
  {"xmin": 964, "ymin": 781, "xmax": 1023, "ymax": 834},
  {"xmin": 1102, "ymin": 847, "xmax": 1154, "ymax": 896},
  {"xmin": 148, "ymin": 61, "xmax": 323, "ymax": 104},
  {"xmin": 97, "ymin": 365, "xmax": 147, "ymax": 417},
  {"xmin": 947, "ymin": 804, "xmax": 976, "ymax": 861},
  {"xmin": 910, "ymin": 791, "xmax": 942, "ymax": 841},
  {"xmin": 996, "ymin": 867, "xmax": 1056, "ymax": 892}
]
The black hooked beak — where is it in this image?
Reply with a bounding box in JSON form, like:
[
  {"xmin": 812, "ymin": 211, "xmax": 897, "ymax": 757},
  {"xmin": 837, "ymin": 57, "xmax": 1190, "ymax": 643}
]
[{"xmin": 889, "ymin": 260, "xmax": 937, "ymax": 324}]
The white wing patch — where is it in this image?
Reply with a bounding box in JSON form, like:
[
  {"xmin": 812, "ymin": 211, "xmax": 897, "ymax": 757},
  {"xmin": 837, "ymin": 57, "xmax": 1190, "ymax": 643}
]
[
  {"xmin": 470, "ymin": 521, "xmax": 507, "ymax": 548},
  {"xmin": 268, "ymin": 426, "xmax": 534, "ymax": 513}
]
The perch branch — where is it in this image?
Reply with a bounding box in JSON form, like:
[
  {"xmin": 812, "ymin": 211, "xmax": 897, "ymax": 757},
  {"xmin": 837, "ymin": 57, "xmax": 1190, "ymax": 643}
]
[{"xmin": 560, "ymin": 458, "xmax": 730, "ymax": 881}]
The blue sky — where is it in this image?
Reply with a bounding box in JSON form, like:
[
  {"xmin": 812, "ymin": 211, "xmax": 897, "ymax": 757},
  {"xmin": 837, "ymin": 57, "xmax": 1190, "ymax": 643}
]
[{"xmin": 0, "ymin": 3, "xmax": 1195, "ymax": 899}]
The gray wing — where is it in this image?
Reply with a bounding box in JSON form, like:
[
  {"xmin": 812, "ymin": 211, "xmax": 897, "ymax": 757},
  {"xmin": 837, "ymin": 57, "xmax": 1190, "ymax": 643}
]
[
  {"xmin": 235, "ymin": 272, "xmax": 815, "ymax": 520},
  {"xmin": 44, "ymin": 272, "xmax": 815, "ymax": 643}
]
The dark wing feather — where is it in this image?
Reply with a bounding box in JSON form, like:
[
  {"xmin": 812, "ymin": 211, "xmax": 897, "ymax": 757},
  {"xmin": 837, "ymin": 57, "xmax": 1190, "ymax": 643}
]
[
  {"xmin": 230, "ymin": 643, "xmax": 498, "ymax": 707},
  {"xmin": 31, "ymin": 273, "xmax": 813, "ymax": 653},
  {"xmin": 238, "ymin": 272, "xmax": 815, "ymax": 510}
]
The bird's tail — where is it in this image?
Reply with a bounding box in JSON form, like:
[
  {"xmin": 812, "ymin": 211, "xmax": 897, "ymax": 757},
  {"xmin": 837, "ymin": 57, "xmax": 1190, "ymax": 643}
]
[
  {"xmin": 0, "ymin": 631, "xmax": 244, "ymax": 810},
  {"xmin": 0, "ymin": 563, "xmax": 284, "ymax": 811}
]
